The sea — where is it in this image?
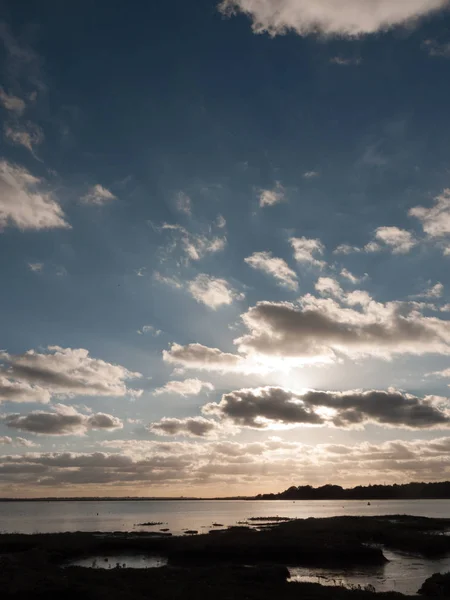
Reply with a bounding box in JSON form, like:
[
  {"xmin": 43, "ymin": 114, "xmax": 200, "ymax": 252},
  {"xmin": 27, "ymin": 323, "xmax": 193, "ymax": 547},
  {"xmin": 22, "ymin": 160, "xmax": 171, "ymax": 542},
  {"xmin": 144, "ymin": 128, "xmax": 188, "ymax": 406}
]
[{"xmin": 1, "ymin": 498, "xmax": 450, "ymax": 535}]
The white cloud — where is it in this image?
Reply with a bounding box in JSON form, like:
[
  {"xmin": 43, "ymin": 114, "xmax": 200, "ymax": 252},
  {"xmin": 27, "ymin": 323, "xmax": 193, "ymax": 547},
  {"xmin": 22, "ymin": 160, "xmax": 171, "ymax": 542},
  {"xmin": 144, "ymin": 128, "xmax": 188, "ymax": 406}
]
[
  {"xmin": 28, "ymin": 262, "xmax": 44, "ymax": 273},
  {"xmin": 374, "ymin": 226, "xmax": 416, "ymax": 254},
  {"xmin": 364, "ymin": 240, "xmax": 381, "ymax": 253},
  {"xmin": 188, "ymin": 274, "xmax": 243, "ymax": 309},
  {"xmin": 149, "ymin": 417, "xmax": 219, "ymax": 438},
  {"xmin": 0, "ymin": 435, "xmax": 38, "ymax": 447},
  {"xmin": 259, "ymin": 182, "xmax": 285, "ymax": 207},
  {"xmin": 410, "ymin": 188, "xmax": 450, "ymax": 237},
  {"xmin": 333, "ymin": 244, "xmax": 361, "ymax": 255},
  {"xmin": 216, "ymin": 214, "xmax": 227, "ymax": 228},
  {"xmin": 0, "ymin": 160, "xmax": 69, "ymax": 231},
  {"xmin": 161, "ymin": 223, "xmax": 226, "ymax": 261},
  {"xmin": 81, "ymin": 184, "xmax": 116, "ymax": 206},
  {"xmin": 0, "ymin": 87, "xmax": 26, "ymax": 114},
  {"xmin": 340, "ymin": 268, "xmax": 365, "ymax": 284},
  {"xmin": 163, "ymin": 343, "xmax": 247, "ymax": 373},
  {"xmin": 290, "ymin": 236, "xmax": 326, "ymax": 267},
  {"xmin": 0, "ymin": 346, "xmax": 142, "ymax": 402},
  {"xmin": 218, "ymin": 0, "xmax": 449, "ymax": 37},
  {"xmin": 137, "ymin": 325, "xmax": 162, "ymax": 336},
  {"xmin": 154, "ymin": 378, "xmax": 214, "ymax": 396},
  {"xmin": 4, "ymin": 404, "xmax": 123, "ymax": 436},
  {"xmin": 245, "ymin": 251, "xmax": 298, "ymax": 290},
  {"xmin": 4, "ymin": 122, "xmax": 44, "ymax": 153},
  {"xmin": 154, "ymin": 271, "xmax": 183, "ymax": 288},
  {"xmin": 315, "ymin": 277, "xmax": 343, "ymax": 298},
  {"xmin": 176, "ymin": 191, "xmax": 192, "ymax": 215},
  {"xmin": 303, "ymin": 171, "xmax": 319, "ymax": 178},
  {"xmin": 419, "ymin": 282, "xmax": 444, "ymax": 299}
]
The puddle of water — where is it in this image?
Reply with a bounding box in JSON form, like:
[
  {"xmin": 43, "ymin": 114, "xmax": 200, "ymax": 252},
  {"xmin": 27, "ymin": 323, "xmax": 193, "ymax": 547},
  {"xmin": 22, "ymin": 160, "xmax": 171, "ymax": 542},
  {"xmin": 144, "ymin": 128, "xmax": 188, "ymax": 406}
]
[
  {"xmin": 288, "ymin": 550, "xmax": 450, "ymax": 595},
  {"xmin": 67, "ymin": 555, "xmax": 168, "ymax": 569}
]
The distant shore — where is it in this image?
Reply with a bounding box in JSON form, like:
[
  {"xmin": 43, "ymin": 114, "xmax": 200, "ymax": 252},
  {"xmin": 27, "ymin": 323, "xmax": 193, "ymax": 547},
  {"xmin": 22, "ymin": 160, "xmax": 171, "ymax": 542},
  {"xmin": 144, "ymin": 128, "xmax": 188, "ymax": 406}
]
[{"xmin": 3, "ymin": 479, "xmax": 450, "ymax": 501}]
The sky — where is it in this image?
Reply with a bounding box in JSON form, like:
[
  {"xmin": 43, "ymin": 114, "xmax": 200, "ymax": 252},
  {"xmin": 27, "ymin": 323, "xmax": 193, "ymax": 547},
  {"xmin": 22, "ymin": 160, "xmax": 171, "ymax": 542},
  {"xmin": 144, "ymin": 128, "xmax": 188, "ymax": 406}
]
[{"xmin": 2, "ymin": 0, "xmax": 450, "ymax": 497}]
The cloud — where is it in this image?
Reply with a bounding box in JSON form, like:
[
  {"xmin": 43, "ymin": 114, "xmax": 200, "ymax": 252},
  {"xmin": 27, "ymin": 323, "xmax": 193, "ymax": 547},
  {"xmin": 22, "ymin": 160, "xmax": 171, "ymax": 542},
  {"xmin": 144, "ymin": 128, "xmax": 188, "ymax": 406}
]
[
  {"xmin": 153, "ymin": 378, "xmax": 214, "ymax": 396},
  {"xmin": 176, "ymin": 191, "xmax": 192, "ymax": 215},
  {"xmin": 340, "ymin": 268, "xmax": 365, "ymax": 284},
  {"xmin": 5, "ymin": 435, "xmax": 450, "ymax": 492},
  {"xmin": 419, "ymin": 282, "xmax": 444, "ymax": 299},
  {"xmin": 422, "ymin": 39, "xmax": 450, "ymax": 58},
  {"xmin": 216, "ymin": 214, "xmax": 227, "ymax": 228},
  {"xmin": 235, "ymin": 294, "xmax": 450, "ymax": 365},
  {"xmin": 137, "ymin": 325, "xmax": 162, "ymax": 336},
  {"xmin": 315, "ymin": 277, "xmax": 343, "ymax": 298},
  {"xmin": 259, "ymin": 182, "xmax": 285, "ymax": 207},
  {"xmin": 28, "ymin": 262, "xmax": 44, "ymax": 273},
  {"xmin": 4, "ymin": 122, "xmax": 44, "ymax": 154},
  {"xmin": 154, "ymin": 271, "xmax": 183, "ymax": 288},
  {"xmin": 163, "ymin": 343, "xmax": 246, "ymax": 373},
  {"xmin": 148, "ymin": 417, "xmax": 219, "ymax": 438},
  {"xmin": 333, "ymin": 244, "xmax": 361, "ymax": 255},
  {"xmin": 410, "ymin": 188, "xmax": 450, "ymax": 237},
  {"xmin": 218, "ymin": 0, "xmax": 450, "ymax": 37},
  {"xmin": 245, "ymin": 251, "xmax": 298, "ymax": 290},
  {"xmin": 303, "ymin": 171, "xmax": 319, "ymax": 178},
  {"xmin": 0, "ymin": 346, "xmax": 142, "ymax": 402},
  {"xmin": 330, "ymin": 56, "xmax": 361, "ymax": 65},
  {"xmin": 188, "ymin": 274, "xmax": 243, "ymax": 309},
  {"xmin": 0, "ymin": 160, "xmax": 70, "ymax": 231},
  {"xmin": 0, "ymin": 87, "xmax": 26, "ymax": 114},
  {"xmin": 374, "ymin": 226, "xmax": 416, "ymax": 254},
  {"xmin": 160, "ymin": 223, "xmax": 226, "ymax": 261},
  {"xmin": 81, "ymin": 184, "xmax": 116, "ymax": 206},
  {"xmin": 290, "ymin": 236, "xmax": 326, "ymax": 267},
  {"xmin": 203, "ymin": 386, "xmax": 450, "ymax": 430},
  {"xmin": 0, "ymin": 436, "xmax": 38, "ymax": 447},
  {"xmin": 4, "ymin": 404, "xmax": 123, "ymax": 436}
]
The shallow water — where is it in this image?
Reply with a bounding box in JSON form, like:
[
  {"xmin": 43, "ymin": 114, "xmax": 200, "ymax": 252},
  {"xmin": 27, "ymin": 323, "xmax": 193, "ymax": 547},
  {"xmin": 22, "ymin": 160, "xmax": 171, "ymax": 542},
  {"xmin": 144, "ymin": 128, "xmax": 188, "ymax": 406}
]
[
  {"xmin": 1, "ymin": 498, "xmax": 450, "ymax": 535},
  {"xmin": 289, "ymin": 549, "xmax": 450, "ymax": 596},
  {"xmin": 68, "ymin": 554, "xmax": 167, "ymax": 569}
]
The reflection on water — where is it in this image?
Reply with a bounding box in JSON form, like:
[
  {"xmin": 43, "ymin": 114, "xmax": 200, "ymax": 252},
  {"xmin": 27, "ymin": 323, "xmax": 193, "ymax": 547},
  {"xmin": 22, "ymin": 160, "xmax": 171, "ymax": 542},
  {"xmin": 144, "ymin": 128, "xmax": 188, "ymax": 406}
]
[
  {"xmin": 68, "ymin": 555, "xmax": 168, "ymax": 569},
  {"xmin": 2, "ymin": 499, "xmax": 450, "ymax": 535},
  {"xmin": 289, "ymin": 550, "xmax": 450, "ymax": 596}
]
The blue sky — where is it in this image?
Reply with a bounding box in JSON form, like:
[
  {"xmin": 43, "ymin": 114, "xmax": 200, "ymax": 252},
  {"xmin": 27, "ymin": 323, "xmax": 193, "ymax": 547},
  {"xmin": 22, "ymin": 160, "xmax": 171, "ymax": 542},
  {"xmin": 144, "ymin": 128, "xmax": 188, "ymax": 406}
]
[{"xmin": 2, "ymin": 0, "xmax": 450, "ymax": 496}]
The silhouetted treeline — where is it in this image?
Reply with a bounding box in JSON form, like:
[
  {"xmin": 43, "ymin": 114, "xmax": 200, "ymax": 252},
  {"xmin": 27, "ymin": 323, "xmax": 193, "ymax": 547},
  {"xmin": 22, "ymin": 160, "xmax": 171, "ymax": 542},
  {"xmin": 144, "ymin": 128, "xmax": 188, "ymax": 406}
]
[{"xmin": 256, "ymin": 481, "xmax": 450, "ymax": 500}]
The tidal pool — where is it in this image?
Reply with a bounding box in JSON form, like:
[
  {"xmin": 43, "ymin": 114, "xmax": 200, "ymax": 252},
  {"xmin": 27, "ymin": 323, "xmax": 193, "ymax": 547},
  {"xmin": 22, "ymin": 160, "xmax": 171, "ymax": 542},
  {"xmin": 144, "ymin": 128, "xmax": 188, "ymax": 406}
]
[{"xmin": 289, "ymin": 549, "xmax": 450, "ymax": 595}]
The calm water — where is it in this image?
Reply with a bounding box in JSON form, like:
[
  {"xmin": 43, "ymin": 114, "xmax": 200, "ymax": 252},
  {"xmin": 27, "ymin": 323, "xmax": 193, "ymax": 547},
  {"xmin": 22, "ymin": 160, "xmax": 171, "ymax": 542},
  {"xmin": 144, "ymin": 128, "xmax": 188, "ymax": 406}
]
[{"xmin": 1, "ymin": 498, "xmax": 450, "ymax": 534}]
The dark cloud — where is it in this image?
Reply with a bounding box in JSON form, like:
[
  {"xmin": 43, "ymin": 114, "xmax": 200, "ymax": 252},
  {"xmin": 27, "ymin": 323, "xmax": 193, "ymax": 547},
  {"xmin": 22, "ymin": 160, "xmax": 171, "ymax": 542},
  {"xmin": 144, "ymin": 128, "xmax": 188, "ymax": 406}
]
[
  {"xmin": 203, "ymin": 386, "xmax": 450, "ymax": 430},
  {"xmin": 148, "ymin": 417, "xmax": 220, "ymax": 438},
  {"xmin": 4, "ymin": 405, "xmax": 123, "ymax": 435}
]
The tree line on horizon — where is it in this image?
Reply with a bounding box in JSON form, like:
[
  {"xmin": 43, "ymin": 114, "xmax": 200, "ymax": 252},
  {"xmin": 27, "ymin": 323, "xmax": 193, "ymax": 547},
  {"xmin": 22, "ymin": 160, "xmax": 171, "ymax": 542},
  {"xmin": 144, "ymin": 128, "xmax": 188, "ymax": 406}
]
[{"xmin": 255, "ymin": 481, "xmax": 450, "ymax": 500}]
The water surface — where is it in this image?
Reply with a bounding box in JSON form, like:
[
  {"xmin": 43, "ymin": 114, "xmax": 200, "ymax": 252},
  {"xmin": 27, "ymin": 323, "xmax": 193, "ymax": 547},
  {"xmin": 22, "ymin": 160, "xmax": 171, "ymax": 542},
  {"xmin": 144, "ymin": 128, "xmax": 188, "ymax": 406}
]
[{"xmin": 1, "ymin": 499, "xmax": 450, "ymax": 535}]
